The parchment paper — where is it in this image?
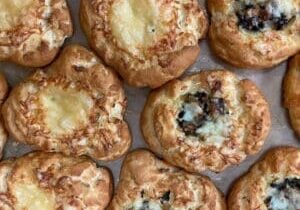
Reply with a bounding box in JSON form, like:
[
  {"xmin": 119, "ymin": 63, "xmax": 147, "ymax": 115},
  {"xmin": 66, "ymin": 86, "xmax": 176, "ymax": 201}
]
[{"xmin": 0, "ymin": 0, "xmax": 299, "ymax": 195}]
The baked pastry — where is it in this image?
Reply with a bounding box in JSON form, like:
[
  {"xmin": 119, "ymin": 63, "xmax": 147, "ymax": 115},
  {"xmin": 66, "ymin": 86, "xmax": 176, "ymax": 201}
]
[
  {"xmin": 80, "ymin": 0, "xmax": 208, "ymax": 88},
  {"xmin": 2, "ymin": 44, "xmax": 132, "ymax": 160},
  {"xmin": 0, "ymin": 152, "xmax": 112, "ymax": 209},
  {"xmin": 284, "ymin": 54, "xmax": 300, "ymax": 137},
  {"xmin": 0, "ymin": 0, "xmax": 73, "ymax": 67},
  {"xmin": 141, "ymin": 70, "xmax": 271, "ymax": 173},
  {"xmin": 108, "ymin": 149, "xmax": 226, "ymax": 210},
  {"xmin": 228, "ymin": 147, "xmax": 300, "ymax": 210},
  {"xmin": 209, "ymin": 0, "xmax": 300, "ymax": 69},
  {"xmin": 0, "ymin": 74, "xmax": 8, "ymax": 159}
]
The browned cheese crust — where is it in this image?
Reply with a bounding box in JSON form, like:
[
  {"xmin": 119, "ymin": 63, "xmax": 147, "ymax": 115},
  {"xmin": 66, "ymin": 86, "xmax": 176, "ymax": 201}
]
[
  {"xmin": 0, "ymin": 0, "xmax": 73, "ymax": 67},
  {"xmin": 108, "ymin": 149, "xmax": 226, "ymax": 210},
  {"xmin": 284, "ymin": 54, "xmax": 300, "ymax": 137},
  {"xmin": 0, "ymin": 74, "xmax": 7, "ymax": 159},
  {"xmin": 0, "ymin": 152, "xmax": 113, "ymax": 209},
  {"xmin": 141, "ymin": 70, "xmax": 271, "ymax": 172},
  {"xmin": 228, "ymin": 147, "xmax": 300, "ymax": 210},
  {"xmin": 209, "ymin": 0, "xmax": 300, "ymax": 69},
  {"xmin": 2, "ymin": 44, "xmax": 132, "ymax": 160},
  {"xmin": 80, "ymin": 0, "xmax": 208, "ymax": 88}
]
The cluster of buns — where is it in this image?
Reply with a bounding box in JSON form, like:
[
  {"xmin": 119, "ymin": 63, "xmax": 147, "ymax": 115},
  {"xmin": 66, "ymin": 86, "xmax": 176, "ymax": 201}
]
[{"xmin": 0, "ymin": 0, "xmax": 298, "ymax": 209}]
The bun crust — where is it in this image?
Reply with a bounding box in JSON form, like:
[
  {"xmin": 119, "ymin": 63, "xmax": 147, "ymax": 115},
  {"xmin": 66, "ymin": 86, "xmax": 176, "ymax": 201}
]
[
  {"xmin": 0, "ymin": 0, "xmax": 73, "ymax": 67},
  {"xmin": 80, "ymin": 0, "xmax": 208, "ymax": 88},
  {"xmin": 0, "ymin": 152, "xmax": 113, "ymax": 209},
  {"xmin": 209, "ymin": 0, "xmax": 300, "ymax": 69},
  {"xmin": 108, "ymin": 149, "xmax": 226, "ymax": 210},
  {"xmin": 228, "ymin": 147, "xmax": 300, "ymax": 210},
  {"xmin": 284, "ymin": 54, "xmax": 300, "ymax": 137},
  {"xmin": 2, "ymin": 44, "xmax": 132, "ymax": 160},
  {"xmin": 141, "ymin": 70, "xmax": 271, "ymax": 172}
]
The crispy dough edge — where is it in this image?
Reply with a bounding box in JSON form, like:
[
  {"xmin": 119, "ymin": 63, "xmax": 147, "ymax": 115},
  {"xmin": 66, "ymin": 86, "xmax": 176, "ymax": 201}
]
[
  {"xmin": 2, "ymin": 0, "xmax": 73, "ymax": 67},
  {"xmin": 284, "ymin": 54, "xmax": 300, "ymax": 137},
  {"xmin": 141, "ymin": 70, "xmax": 271, "ymax": 173},
  {"xmin": 108, "ymin": 149, "xmax": 226, "ymax": 210},
  {"xmin": 79, "ymin": 0, "xmax": 208, "ymax": 88},
  {"xmin": 2, "ymin": 44, "xmax": 132, "ymax": 161},
  {"xmin": 208, "ymin": 0, "xmax": 300, "ymax": 69},
  {"xmin": 227, "ymin": 146, "xmax": 300, "ymax": 210},
  {"xmin": 0, "ymin": 151, "xmax": 113, "ymax": 209}
]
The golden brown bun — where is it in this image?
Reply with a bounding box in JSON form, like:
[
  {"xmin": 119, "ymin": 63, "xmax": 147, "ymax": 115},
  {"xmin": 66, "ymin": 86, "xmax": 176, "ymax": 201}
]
[
  {"xmin": 228, "ymin": 147, "xmax": 300, "ymax": 210},
  {"xmin": 80, "ymin": 0, "xmax": 208, "ymax": 88},
  {"xmin": 0, "ymin": 0, "xmax": 73, "ymax": 67},
  {"xmin": 209, "ymin": 0, "xmax": 300, "ymax": 69},
  {"xmin": 2, "ymin": 44, "xmax": 132, "ymax": 160},
  {"xmin": 141, "ymin": 70, "xmax": 271, "ymax": 172},
  {"xmin": 108, "ymin": 149, "xmax": 226, "ymax": 210},
  {"xmin": 0, "ymin": 152, "xmax": 113, "ymax": 209},
  {"xmin": 284, "ymin": 54, "xmax": 300, "ymax": 137}
]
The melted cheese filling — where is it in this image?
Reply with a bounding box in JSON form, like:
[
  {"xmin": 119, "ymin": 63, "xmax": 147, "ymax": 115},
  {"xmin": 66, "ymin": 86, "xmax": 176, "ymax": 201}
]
[
  {"xmin": 110, "ymin": 0, "xmax": 165, "ymax": 56},
  {"xmin": 0, "ymin": 0, "xmax": 34, "ymax": 30},
  {"xmin": 39, "ymin": 86, "xmax": 93, "ymax": 136},
  {"xmin": 14, "ymin": 183, "xmax": 55, "ymax": 210},
  {"xmin": 131, "ymin": 199, "xmax": 162, "ymax": 210}
]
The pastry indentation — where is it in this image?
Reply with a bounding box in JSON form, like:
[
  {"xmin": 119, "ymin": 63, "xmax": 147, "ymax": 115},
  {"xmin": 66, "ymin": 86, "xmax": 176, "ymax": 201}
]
[
  {"xmin": 235, "ymin": 0, "xmax": 296, "ymax": 32},
  {"xmin": 39, "ymin": 85, "xmax": 93, "ymax": 136},
  {"xmin": 177, "ymin": 91, "xmax": 229, "ymax": 137},
  {"xmin": 264, "ymin": 178, "xmax": 300, "ymax": 210},
  {"xmin": 0, "ymin": 0, "xmax": 35, "ymax": 30}
]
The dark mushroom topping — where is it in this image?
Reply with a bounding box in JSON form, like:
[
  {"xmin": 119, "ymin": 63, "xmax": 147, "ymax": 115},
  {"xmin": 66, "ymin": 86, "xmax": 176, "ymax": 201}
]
[
  {"xmin": 235, "ymin": 0, "xmax": 295, "ymax": 32},
  {"xmin": 160, "ymin": 191, "xmax": 171, "ymax": 204},
  {"xmin": 264, "ymin": 178, "xmax": 300, "ymax": 210},
  {"xmin": 177, "ymin": 91, "xmax": 229, "ymax": 136}
]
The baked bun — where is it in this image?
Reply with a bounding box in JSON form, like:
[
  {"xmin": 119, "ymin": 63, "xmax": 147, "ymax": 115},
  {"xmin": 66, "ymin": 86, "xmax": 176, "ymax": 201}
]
[
  {"xmin": 0, "ymin": 152, "xmax": 112, "ymax": 209},
  {"xmin": 2, "ymin": 44, "xmax": 132, "ymax": 160},
  {"xmin": 108, "ymin": 149, "xmax": 226, "ymax": 210},
  {"xmin": 0, "ymin": 0, "xmax": 73, "ymax": 67},
  {"xmin": 141, "ymin": 70, "xmax": 271, "ymax": 173},
  {"xmin": 228, "ymin": 147, "xmax": 300, "ymax": 210},
  {"xmin": 80, "ymin": 0, "xmax": 208, "ymax": 88},
  {"xmin": 209, "ymin": 0, "xmax": 300, "ymax": 69},
  {"xmin": 0, "ymin": 74, "xmax": 7, "ymax": 159},
  {"xmin": 284, "ymin": 54, "xmax": 300, "ymax": 137}
]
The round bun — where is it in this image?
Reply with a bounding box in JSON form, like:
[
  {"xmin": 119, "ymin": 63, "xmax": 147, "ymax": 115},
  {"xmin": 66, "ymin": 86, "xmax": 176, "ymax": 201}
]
[
  {"xmin": 2, "ymin": 44, "xmax": 132, "ymax": 160},
  {"xmin": 141, "ymin": 70, "xmax": 271, "ymax": 172},
  {"xmin": 0, "ymin": 0, "xmax": 73, "ymax": 67},
  {"xmin": 284, "ymin": 53, "xmax": 300, "ymax": 137},
  {"xmin": 80, "ymin": 0, "xmax": 208, "ymax": 88},
  {"xmin": 0, "ymin": 152, "xmax": 112, "ymax": 209},
  {"xmin": 228, "ymin": 147, "xmax": 300, "ymax": 210},
  {"xmin": 108, "ymin": 149, "xmax": 226, "ymax": 210},
  {"xmin": 209, "ymin": 0, "xmax": 300, "ymax": 69}
]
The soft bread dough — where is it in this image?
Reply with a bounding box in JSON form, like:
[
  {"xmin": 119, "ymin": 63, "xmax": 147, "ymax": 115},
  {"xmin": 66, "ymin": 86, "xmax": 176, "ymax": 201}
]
[
  {"xmin": 0, "ymin": 152, "xmax": 113, "ymax": 210},
  {"xmin": 209, "ymin": 0, "xmax": 300, "ymax": 69},
  {"xmin": 80, "ymin": 0, "xmax": 208, "ymax": 88},
  {"xmin": 141, "ymin": 70, "xmax": 271, "ymax": 172},
  {"xmin": 2, "ymin": 44, "xmax": 132, "ymax": 160},
  {"xmin": 228, "ymin": 147, "xmax": 300, "ymax": 210},
  {"xmin": 108, "ymin": 149, "xmax": 226, "ymax": 210},
  {"xmin": 284, "ymin": 54, "xmax": 300, "ymax": 137},
  {"xmin": 0, "ymin": 0, "xmax": 73, "ymax": 67}
]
